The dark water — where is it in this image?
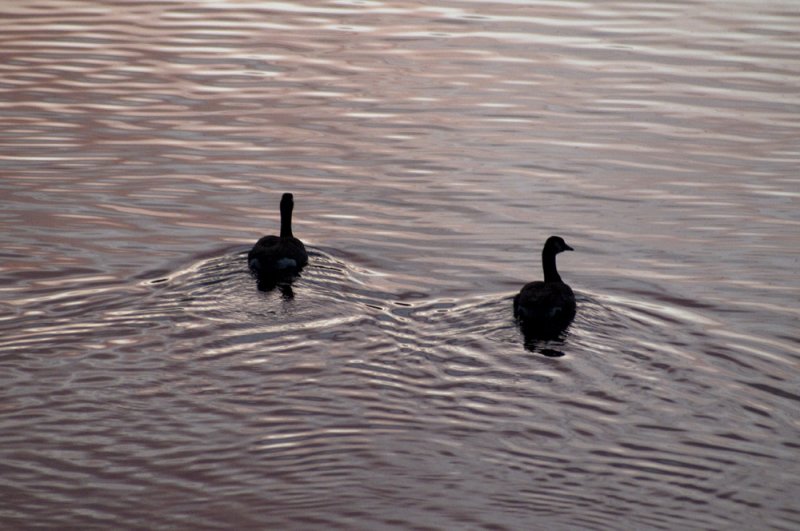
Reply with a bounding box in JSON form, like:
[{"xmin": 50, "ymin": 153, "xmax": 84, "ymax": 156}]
[{"xmin": 1, "ymin": 1, "xmax": 799, "ymax": 528}]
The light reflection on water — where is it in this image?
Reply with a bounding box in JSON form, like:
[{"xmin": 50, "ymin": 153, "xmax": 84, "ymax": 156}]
[{"xmin": 1, "ymin": 0, "xmax": 799, "ymax": 528}]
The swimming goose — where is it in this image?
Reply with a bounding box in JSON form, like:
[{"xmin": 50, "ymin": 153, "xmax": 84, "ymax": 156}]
[
  {"xmin": 248, "ymin": 193, "xmax": 308, "ymax": 278},
  {"xmin": 513, "ymin": 236, "xmax": 576, "ymax": 334}
]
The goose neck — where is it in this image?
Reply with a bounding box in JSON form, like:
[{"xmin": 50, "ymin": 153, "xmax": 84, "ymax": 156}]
[
  {"xmin": 280, "ymin": 204, "xmax": 293, "ymax": 239},
  {"xmin": 542, "ymin": 250, "xmax": 562, "ymax": 283}
]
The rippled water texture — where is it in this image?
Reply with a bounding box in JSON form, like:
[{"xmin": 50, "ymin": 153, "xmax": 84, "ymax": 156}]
[{"xmin": 1, "ymin": 1, "xmax": 799, "ymax": 528}]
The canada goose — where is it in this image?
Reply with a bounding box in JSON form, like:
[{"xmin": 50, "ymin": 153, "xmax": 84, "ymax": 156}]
[
  {"xmin": 248, "ymin": 193, "xmax": 308, "ymax": 278},
  {"xmin": 513, "ymin": 236, "xmax": 576, "ymax": 335}
]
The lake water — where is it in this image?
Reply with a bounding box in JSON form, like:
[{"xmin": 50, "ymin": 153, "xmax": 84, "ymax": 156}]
[{"xmin": 1, "ymin": 0, "xmax": 799, "ymax": 528}]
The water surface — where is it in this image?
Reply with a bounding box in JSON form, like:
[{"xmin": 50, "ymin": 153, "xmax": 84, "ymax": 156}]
[{"xmin": 1, "ymin": 0, "xmax": 799, "ymax": 529}]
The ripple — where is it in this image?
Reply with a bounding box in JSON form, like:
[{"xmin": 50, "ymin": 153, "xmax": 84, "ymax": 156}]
[{"xmin": 2, "ymin": 0, "xmax": 799, "ymax": 528}]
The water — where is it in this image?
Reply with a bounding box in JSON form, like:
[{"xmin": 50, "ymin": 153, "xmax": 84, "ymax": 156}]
[{"xmin": 1, "ymin": 0, "xmax": 799, "ymax": 528}]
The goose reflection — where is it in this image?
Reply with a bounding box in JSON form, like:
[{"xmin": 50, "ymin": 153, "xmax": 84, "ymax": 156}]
[
  {"xmin": 521, "ymin": 331, "xmax": 568, "ymax": 357},
  {"xmin": 255, "ymin": 278, "xmax": 296, "ymax": 299}
]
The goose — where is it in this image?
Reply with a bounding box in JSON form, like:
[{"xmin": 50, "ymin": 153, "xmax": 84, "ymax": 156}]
[
  {"xmin": 513, "ymin": 236, "xmax": 576, "ymax": 334},
  {"xmin": 248, "ymin": 193, "xmax": 308, "ymax": 278}
]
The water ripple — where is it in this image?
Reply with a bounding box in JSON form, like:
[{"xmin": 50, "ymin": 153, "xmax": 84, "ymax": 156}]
[{"xmin": 2, "ymin": 0, "xmax": 799, "ymax": 528}]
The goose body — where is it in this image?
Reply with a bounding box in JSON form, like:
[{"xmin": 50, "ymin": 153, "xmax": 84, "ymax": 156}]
[
  {"xmin": 514, "ymin": 236, "xmax": 576, "ymax": 335},
  {"xmin": 248, "ymin": 193, "xmax": 308, "ymax": 278}
]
